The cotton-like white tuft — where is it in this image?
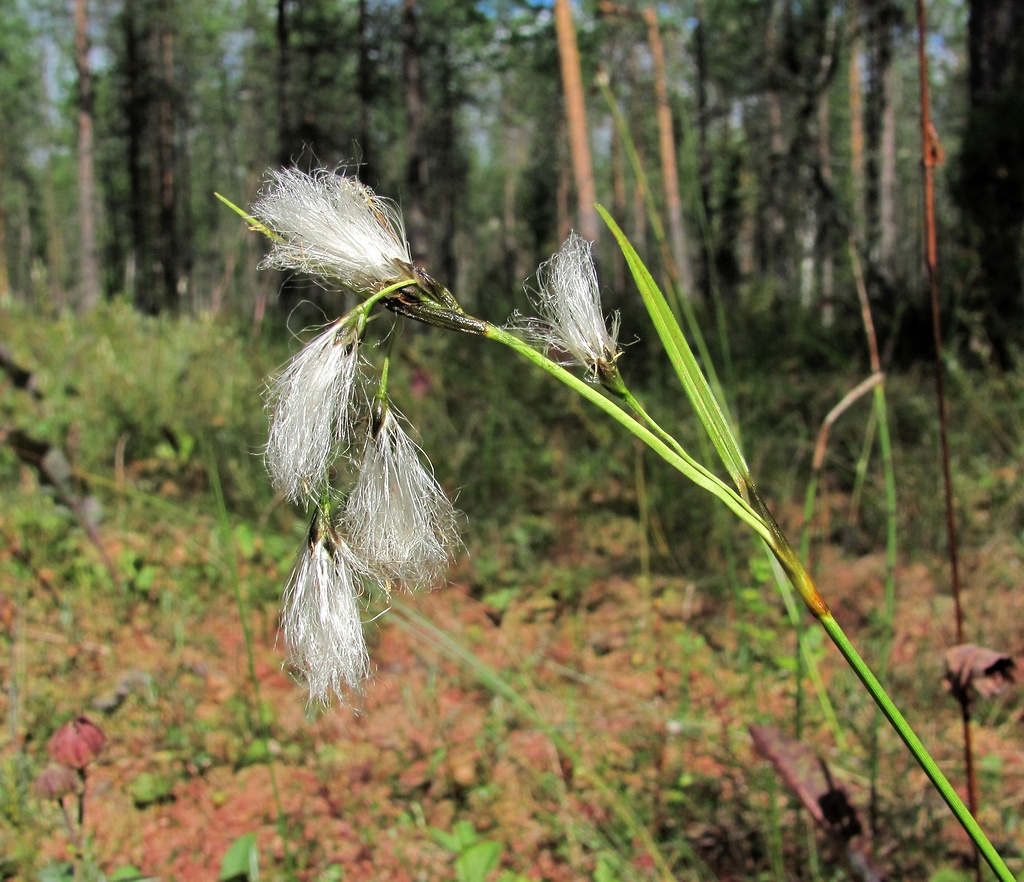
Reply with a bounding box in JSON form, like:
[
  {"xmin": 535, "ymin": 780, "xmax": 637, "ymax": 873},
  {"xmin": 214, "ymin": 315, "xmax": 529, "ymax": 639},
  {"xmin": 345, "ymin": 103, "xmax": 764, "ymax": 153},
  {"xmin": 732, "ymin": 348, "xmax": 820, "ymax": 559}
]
[
  {"xmin": 253, "ymin": 168, "xmax": 413, "ymax": 291},
  {"xmin": 343, "ymin": 408, "xmax": 458, "ymax": 593},
  {"xmin": 265, "ymin": 322, "xmax": 362, "ymax": 504},
  {"xmin": 282, "ymin": 522, "xmax": 370, "ymax": 703},
  {"xmin": 530, "ymin": 231, "xmax": 620, "ymax": 374}
]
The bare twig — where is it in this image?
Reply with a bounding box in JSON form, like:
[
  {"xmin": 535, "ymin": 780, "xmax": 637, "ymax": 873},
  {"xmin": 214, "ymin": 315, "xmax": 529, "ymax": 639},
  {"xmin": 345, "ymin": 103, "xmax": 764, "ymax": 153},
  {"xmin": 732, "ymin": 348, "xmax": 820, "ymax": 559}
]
[{"xmin": 916, "ymin": 1, "xmax": 976, "ymax": 874}]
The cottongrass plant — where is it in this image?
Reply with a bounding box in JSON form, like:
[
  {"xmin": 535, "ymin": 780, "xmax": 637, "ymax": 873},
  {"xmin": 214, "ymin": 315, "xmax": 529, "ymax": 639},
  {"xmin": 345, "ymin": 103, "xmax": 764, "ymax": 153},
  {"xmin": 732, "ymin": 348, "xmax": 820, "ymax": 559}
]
[
  {"xmin": 282, "ymin": 510, "xmax": 370, "ymax": 702},
  {"xmin": 247, "ymin": 167, "xmax": 463, "ymax": 703},
  {"xmin": 226, "ymin": 166, "xmax": 1014, "ymax": 879},
  {"xmin": 264, "ymin": 321, "xmax": 363, "ymax": 505},
  {"xmin": 253, "ymin": 167, "xmax": 415, "ymax": 291},
  {"xmin": 528, "ymin": 231, "xmax": 621, "ymax": 377},
  {"xmin": 342, "ymin": 404, "xmax": 458, "ymax": 593}
]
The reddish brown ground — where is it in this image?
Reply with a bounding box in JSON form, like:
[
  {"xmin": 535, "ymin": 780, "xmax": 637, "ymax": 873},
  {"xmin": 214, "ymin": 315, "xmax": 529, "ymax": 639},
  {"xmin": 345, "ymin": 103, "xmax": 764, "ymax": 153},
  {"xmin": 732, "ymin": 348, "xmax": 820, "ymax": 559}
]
[{"xmin": 4, "ymin": 519, "xmax": 1023, "ymax": 881}]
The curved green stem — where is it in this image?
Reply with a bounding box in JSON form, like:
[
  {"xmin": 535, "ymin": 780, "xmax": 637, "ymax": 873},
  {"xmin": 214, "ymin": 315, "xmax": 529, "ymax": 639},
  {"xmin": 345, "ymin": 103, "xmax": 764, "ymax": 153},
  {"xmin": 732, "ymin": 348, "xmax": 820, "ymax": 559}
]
[
  {"xmin": 611, "ymin": 377, "xmax": 732, "ymax": 500},
  {"xmin": 484, "ymin": 324, "xmax": 772, "ymax": 544},
  {"xmin": 486, "ymin": 324, "xmax": 1014, "ymax": 881}
]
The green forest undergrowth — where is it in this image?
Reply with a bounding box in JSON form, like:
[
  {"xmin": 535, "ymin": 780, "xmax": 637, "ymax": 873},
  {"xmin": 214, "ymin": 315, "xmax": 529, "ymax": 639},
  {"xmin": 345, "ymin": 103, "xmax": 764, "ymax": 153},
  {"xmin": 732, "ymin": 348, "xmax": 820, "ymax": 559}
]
[{"xmin": 1, "ymin": 302, "xmax": 1022, "ymax": 881}]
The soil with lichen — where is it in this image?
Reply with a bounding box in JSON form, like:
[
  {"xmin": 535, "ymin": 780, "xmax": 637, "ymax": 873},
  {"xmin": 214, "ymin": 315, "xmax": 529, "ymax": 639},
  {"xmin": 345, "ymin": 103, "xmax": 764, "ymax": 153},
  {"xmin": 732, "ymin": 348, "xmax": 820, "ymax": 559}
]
[{"xmin": 4, "ymin": 498, "xmax": 1023, "ymax": 882}]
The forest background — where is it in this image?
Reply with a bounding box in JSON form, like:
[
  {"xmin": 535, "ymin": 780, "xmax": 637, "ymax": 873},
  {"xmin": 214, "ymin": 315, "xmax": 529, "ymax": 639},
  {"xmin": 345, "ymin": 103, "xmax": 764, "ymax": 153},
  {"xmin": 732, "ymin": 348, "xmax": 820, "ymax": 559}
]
[
  {"xmin": 4, "ymin": 0, "xmax": 1023, "ymax": 359},
  {"xmin": 2, "ymin": 0, "xmax": 1024, "ymax": 880}
]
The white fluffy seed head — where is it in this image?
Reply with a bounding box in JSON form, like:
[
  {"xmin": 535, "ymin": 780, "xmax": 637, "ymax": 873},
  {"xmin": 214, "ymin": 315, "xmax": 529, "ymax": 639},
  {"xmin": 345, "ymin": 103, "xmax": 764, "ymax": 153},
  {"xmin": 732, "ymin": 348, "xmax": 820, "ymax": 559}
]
[
  {"xmin": 342, "ymin": 407, "xmax": 458, "ymax": 593},
  {"xmin": 253, "ymin": 168, "xmax": 414, "ymax": 291},
  {"xmin": 282, "ymin": 520, "xmax": 370, "ymax": 704},
  {"xmin": 531, "ymin": 232, "xmax": 620, "ymax": 373},
  {"xmin": 265, "ymin": 322, "xmax": 363, "ymax": 504}
]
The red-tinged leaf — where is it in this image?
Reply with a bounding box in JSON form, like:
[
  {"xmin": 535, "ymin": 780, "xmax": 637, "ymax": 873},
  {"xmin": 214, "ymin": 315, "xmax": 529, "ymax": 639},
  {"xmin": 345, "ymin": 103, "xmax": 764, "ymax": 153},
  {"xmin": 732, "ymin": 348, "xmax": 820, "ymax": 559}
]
[
  {"xmin": 48, "ymin": 716, "xmax": 106, "ymax": 770},
  {"xmin": 944, "ymin": 644, "xmax": 1016, "ymax": 705}
]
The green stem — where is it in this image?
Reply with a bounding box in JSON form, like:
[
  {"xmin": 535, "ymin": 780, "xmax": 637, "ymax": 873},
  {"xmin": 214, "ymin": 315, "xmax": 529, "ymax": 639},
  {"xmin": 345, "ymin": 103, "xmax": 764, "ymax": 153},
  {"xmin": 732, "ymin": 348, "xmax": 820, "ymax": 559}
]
[
  {"xmin": 819, "ymin": 612, "xmax": 1015, "ymax": 882},
  {"xmin": 486, "ymin": 325, "xmax": 1014, "ymax": 880},
  {"xmin": 484, "ymin": 324, "xmax": 771, "ymax": 544}
]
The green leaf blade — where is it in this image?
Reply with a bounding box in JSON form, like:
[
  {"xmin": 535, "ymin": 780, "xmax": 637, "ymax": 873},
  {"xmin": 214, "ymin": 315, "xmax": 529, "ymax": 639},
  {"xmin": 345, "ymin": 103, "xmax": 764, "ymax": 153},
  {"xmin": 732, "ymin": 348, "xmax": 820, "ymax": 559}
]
[{"xmin": 597, "ymin": 204, "xmax": 751, "ymax": 494}]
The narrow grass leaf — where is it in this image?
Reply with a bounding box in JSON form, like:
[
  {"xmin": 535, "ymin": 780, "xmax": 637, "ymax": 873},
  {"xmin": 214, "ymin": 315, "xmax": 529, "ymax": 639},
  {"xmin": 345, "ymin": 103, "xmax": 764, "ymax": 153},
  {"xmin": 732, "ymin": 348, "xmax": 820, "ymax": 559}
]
[{"xmin": 596, "ymin": 205, "xmax": 751, "ymax": 495}]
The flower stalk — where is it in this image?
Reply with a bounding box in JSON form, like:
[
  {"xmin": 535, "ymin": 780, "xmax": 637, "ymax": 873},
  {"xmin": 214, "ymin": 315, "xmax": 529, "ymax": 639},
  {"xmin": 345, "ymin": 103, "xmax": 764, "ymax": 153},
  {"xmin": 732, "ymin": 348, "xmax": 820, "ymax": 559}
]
[{"xmin": 235, "ymin": 168, "xmax": 1016, "ymax": 879}]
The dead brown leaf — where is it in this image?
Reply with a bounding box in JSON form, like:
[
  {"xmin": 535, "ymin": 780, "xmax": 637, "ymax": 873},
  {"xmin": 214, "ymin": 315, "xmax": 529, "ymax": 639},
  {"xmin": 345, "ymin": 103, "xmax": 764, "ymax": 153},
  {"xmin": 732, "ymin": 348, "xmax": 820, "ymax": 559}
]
[
  {"xmin": 944, "ymin": 643, "xmax": 1016, "ymax": 706},
  {"xmin": 749, "ymin": 724, "xmax": 861, "ymax": 841}
]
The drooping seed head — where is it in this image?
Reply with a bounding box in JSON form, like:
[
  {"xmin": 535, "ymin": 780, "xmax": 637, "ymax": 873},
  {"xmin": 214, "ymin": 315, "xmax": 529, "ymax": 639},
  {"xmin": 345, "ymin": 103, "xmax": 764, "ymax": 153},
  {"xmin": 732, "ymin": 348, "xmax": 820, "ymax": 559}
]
[
  {"xmin": 265, "ymin": 322, "xmax": 363, "ymax": 504},
  {"xmin": 342, "ymin": 406, "xmax": 458, "ymax": 593},
  {"xmin": 530, "ymin": 232, "xmax": 621, "ymax": 375},
  {"xmin": 253, "ymin": 168, "xmax": 414, "ymax": 292},
  {"xmin": 282, "ymin": 516, "xmax": 370, "ymax": 704}
]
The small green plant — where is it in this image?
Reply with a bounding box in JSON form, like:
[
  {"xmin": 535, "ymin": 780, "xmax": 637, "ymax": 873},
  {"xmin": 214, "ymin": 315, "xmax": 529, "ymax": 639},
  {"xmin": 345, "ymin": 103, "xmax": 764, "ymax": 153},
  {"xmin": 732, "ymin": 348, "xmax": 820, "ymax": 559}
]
[
  {"xmin": 219, "ymin": 832, "xmax": 260, "ymax": 882},
  {"xmin": 430, "ymin": 820, "xmax": 527, "ymax": 882}
]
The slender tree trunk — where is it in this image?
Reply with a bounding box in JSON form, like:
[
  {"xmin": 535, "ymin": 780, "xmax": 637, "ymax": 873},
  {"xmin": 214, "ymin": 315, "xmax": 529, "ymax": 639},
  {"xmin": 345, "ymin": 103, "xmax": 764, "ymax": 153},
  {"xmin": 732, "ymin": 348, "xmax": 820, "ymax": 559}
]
[
  {"xmin": 436, "ymin": 53, "xmax": 458, "ymax": 285},
  {"xmin": 156, "ymin": 23, "xmax": 179, "ymax": 310},
  {"xmin": 123, "ymin": 0, "xmax": 149, "ymax": 308},
  {"xmin": 956, "ymin": 0, "xmax": 1024, "ymax": 365},
  {"xmin": 849, "ymin": 0, "xmax": 865, "ymax": 244},
  {"xmin": 879, "ymin": 47, "xmax": 897, "ymax": 277},
  {"xmin": 75, "ymin": 0, "xmax": 100, "ymax": 311},
  {"xmin": 645, "ymin": 6, "xmax": 695, "ymax": 298},
  {"xmin": 402, "ymin": 0, "xmax": 429, "ymax": 262},
  {"xmin": 611, "ymin": 122, "xmax": 627, "ymax": 293},
  {"xmin": 763, "ymin": 2, "xmax": 788, "ymax": 283},
  {"xmin": 818, "ymin": 90, "xmax": 835, "ymax": 327},
  {"xmin": 694, "ymin": 0, "xmax": 712, "ymax": 302},
  {"xmin": 557, "ymin": 117, "xmax": 572, "ymax": 244},
  {"xmin": 500, "ymin": 83, "xmax": 520, "ymax": 300},
  {"xmin": 357, "ymin": 0, "xmax": 373, "ymax": 179},
  {"xmin": 553, "ymin": 0, "xmax": 598, "ymax": 242},
  {"xmin": 864, "ymin": 0, "xmax": 894, "ymax": 281},
  {"xmin": 44, "ymin": 163, "xmax": 66, "ymax": 308},
  {"xmin": 277, "ymin": 0, "xmax": 291, "ymax": 167}
]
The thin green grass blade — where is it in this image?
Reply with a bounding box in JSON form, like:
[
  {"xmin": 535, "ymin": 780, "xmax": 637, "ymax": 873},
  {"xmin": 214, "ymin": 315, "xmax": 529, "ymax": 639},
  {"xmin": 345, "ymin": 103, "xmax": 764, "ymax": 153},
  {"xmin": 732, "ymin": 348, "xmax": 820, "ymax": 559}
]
[
  {"xmin": 390, "ymin": 601, "xmax": 711, "ymax": 882},
  {"xmin": 215, "ymin": 192, "xmax": 283, "ymax": 243},
  {"xmin": 597, "ymin": 205, "xmax": 751, "ymax": 495},
  {"xmin": 597, "ymin": 79, "xmax": 742, "ymax": 458}
]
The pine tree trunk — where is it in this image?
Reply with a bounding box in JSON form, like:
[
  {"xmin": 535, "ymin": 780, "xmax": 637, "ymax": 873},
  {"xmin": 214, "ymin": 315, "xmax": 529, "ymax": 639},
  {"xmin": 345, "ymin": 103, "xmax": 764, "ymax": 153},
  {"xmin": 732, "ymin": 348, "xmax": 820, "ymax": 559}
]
[
  {"xmin": 848, "ymin": 0, "xmax": 865, "ymax": 244},
  {"xmin": 763, "ymin": 3, "xmax": 788, "ymax": 283},
  {"xmin": 402, "ymin": 0, "xmax": 428, "ymax": 262},
  {"xmin": 156, "ymin": 23, "xmax": 180, "ymax": 310},
  {"xmin": 277, "ymin": 0, "xmax": 291, "ymax": 167},
  {"xmin": 694, "ymin": 1, "xmax": 712, "ymax": 302},
  {"xmin": 357, "ymin": 0, "xmax": 373, "ymax": 178},
  {"xmin": 956, "ymin": 0, "xmax": 1024, "ymax": 364},
  {"xmin": 611, "ymin": 122, "xmax": 627, "ymax": 293},
  {"xmin": 818, "ymin": 90, "xmax": 835, "ymax": 327},
  {"xmin": 879, "ymin": 37, "xmax": 897, "ymax": 278},
  {"xmin": 75, "ymin": 0, "xmax": 100, "ymax": 311},
  {"xmin": 123, "ymin": 0, "xmax": 149, "ymax": 308},
  {"xmin": 554, "ymin": 0, "xmax": 598, "ymax": 242},
  {"xmin": 645, "ymin": 7, "xmax": 695, "ymax": 298},
  {"xmin": 44, "ymin": 162, "xmax": 66, "ymax": 308},
  {"xmin": 864, "ymin": 0, "xmax": 894, "ymax": 283}
]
